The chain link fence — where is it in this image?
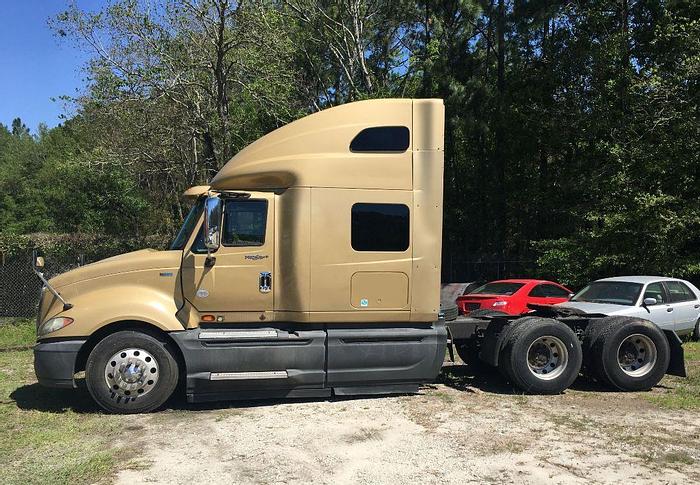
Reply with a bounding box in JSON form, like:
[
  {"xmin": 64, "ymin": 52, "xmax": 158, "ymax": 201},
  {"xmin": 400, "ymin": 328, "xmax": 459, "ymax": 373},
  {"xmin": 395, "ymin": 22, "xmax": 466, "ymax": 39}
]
[
  {"xmin": 442, "ymin": 255, "xmax": 539, "ymax": 285},
  {"xmin": 0, "ymin": 250, "xmax": 113, "ymax": 318}
]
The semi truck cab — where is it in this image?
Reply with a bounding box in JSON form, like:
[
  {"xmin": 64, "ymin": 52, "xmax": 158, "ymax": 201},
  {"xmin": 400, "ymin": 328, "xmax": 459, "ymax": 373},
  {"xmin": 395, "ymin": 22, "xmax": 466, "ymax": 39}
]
[{"xmin": 33, "ymin": 99, "xmax": 448, "ymax": 413}]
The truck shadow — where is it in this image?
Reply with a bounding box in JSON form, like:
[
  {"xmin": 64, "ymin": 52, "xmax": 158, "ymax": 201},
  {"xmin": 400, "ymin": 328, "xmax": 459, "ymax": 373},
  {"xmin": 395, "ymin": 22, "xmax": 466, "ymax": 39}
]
[
  {"xmin": 11, "ymin": 367, "xmax": 626, "ymax": 414},
  {"xmin": 10, "ymin": 381, "xmax": 102, "ymax": 413},
  {"xmin": 9, "ymin": 380, "xmax": 393, "ymax": 414},
  {"xmin": 438, "ymin": 363, "xmax": 616, "ymax": 394}
]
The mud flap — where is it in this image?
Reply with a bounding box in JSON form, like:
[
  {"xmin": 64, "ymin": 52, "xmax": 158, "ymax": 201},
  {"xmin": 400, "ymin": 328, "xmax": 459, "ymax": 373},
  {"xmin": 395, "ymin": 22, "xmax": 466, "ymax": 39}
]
[{"xmin": 663, "ymin": 330, "xmax": 686, "ymax": 378}]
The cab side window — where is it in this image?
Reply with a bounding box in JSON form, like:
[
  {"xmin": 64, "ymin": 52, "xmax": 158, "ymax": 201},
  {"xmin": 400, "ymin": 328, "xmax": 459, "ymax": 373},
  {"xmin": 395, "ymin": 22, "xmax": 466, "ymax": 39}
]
[
  {"xmin": 643, "ymin": 282, "xmax": 667, "ymax": 304},
  {"xmin": 665, "ymin": 281, "xmax": 696, "ymax": 303},
  {"xmin": 351, "ymin": 203, "xmax": 409, "ymax": 251},
  {"xmin": 222, "ymin": 199, "xmax": 267, "ymax": 247}
]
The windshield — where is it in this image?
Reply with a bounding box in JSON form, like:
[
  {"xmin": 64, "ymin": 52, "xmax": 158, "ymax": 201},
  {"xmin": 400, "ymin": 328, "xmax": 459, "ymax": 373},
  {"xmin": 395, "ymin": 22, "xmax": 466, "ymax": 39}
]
[
  {"xmin": 571, "ymin": 281, "xmax": 643, "ymax": 306},
  {"xmin": 468, "ymin": 282, "xmax": 525, "ymax": 296},
  {"xmin": 169, "ymin": 198, "xmax": 204, "ymax": 250}
]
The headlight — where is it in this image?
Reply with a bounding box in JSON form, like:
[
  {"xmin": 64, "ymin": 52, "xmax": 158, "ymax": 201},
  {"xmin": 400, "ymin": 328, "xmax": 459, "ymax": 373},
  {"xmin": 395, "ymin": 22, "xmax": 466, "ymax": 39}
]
[
  {"xmin": 492, "ymin": 301, "xmax": 508, "ymax": 307},
  {"xmin": 38, "ymin": 317, "xmax": 74, "ymax": 337}
]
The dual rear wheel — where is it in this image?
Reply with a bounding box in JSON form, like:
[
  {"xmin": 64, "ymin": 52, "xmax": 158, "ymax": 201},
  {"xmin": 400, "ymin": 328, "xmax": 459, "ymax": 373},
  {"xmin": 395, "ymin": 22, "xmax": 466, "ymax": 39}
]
[
  {"xmin": 499, "ymin": 317, "xmax": 582, "ymax": 394},
  {"xmin": 464, "ymin": 315, "xmax": 670, "ymax": 394},
  {"xmin": 583, "ymin": 316, "xmax": 670, "ymax": 391}
]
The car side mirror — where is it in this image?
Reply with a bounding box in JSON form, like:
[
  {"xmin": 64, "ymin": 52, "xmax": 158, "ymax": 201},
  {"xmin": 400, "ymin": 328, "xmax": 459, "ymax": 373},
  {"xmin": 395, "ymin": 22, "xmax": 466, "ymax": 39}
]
[
  {"xmin": 203, "ymin": 196, "xmax": 223, "ymax": 251},
  {"xmin": 643, "ymin": 297, "xmax": 657, "ymax": 306}
]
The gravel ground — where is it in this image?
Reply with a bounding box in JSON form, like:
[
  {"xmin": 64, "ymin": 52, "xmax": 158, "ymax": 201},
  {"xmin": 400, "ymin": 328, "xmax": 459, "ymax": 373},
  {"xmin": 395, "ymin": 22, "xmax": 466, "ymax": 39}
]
[{"xmin": 114, "ymin": 366, "xmax": 700, "ymax": 485}]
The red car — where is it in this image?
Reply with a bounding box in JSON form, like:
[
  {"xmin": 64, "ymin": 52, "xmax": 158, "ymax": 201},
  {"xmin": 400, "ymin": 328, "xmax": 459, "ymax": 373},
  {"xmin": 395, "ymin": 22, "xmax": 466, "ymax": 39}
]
[{"xmin": 456, "ymin": 279, "xmax": 573, "ymax": 316}]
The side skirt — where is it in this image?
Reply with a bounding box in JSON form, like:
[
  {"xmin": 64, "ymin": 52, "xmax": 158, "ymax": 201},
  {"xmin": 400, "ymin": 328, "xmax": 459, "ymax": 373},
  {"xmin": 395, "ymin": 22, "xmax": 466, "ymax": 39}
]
[{"xmin": 170, "ymin": 321, "xmax": 447, "ymax": 403}]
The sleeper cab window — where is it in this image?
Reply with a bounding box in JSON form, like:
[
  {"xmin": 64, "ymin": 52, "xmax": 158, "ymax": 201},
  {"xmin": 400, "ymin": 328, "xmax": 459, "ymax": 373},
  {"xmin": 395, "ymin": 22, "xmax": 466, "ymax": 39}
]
[
  {"xmin": 351, "ymin": 203, "xmax": 409, "ymax": 252},
  {"xmin": 350, "ymin": 126, "xmax": 410, "ymax": 152}
]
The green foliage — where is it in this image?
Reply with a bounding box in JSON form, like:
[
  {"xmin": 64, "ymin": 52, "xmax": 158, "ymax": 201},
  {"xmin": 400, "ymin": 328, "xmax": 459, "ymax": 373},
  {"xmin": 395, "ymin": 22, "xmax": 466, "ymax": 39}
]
[{"xmin": 0, "ymin": 0, "xmax": 698, "ymax": 287}]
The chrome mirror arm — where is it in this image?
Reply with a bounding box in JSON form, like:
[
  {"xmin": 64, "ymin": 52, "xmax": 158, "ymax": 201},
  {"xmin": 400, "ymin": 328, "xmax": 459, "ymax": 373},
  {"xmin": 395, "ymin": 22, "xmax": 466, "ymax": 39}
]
[{"xmin": 31, "ymin": 259, "xmax": 73, "ymax": 311}]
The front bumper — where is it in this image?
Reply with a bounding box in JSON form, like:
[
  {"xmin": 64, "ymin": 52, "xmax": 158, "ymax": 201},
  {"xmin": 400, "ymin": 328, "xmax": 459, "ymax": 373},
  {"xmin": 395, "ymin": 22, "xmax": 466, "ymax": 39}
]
[{"xmin": 34, "ymin": 339, "xmax": 86, "ymax": 389}]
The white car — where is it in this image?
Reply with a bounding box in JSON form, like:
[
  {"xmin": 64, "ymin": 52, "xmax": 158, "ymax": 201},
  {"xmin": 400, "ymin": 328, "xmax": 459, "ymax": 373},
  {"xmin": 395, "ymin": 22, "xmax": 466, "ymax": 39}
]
[{"xmin": 558, "ymin": 276, "xmax": 700, "ymax": 337}]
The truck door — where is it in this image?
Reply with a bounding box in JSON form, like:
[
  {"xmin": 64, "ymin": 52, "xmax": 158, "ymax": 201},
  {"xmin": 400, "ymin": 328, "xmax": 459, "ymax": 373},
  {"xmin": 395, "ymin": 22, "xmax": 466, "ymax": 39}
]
[
  {"xmin": 179, "ymin": 193, "xmax": 327, "ymax": 396},
  {"xmin": 182, "ymin": 194, "xmax": 274, "ymax": 317}
]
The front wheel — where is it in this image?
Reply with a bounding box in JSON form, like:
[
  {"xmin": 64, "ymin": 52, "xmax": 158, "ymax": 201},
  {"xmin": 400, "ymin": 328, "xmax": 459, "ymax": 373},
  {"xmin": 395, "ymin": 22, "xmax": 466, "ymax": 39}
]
[
  {"xmin": 499, "ymin": 317, "xmax": 582, "ymax": 394},
  {"xmin": 692, "ymin": 318, "xmax": 700, "ymax": 342},
  {"xmin": 85, "ymin": 331, "xmax": 179, "ymax": 414}
]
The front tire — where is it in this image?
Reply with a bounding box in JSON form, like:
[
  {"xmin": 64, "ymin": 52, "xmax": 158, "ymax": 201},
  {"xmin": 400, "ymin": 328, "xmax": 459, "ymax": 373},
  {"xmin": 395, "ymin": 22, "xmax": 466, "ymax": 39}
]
[
  {"xmin": 86, "ymin": 331, "xmax": 179, "ymax": 414},
  {"xmin": 499, "ymin": 317, "xmax": 582, "ymax": 394}
]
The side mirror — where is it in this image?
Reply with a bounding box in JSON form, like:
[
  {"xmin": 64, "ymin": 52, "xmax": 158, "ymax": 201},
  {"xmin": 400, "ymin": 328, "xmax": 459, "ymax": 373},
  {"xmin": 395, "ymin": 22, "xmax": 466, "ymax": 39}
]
[
  {"xmin": 203, "ymin": 196, "xmax": 223, "ymax": 251},
  {"xmin": 643, "ymin": 297, "xmax": 657, "ymax": 306},
  {"xmin": 34, "ymin": 256, "xmax": 45, "ymax": 270}
]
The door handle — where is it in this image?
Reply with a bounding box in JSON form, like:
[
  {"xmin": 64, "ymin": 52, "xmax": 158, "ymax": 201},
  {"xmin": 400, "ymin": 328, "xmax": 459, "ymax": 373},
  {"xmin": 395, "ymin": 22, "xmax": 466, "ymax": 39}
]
[
  {"xmin": 259, "ymin": 272, "xmax": 272, "ymax": 293},
  {"xmin": 695, "ymin": 304, "xmax": 699, "ymax": 309},
  {"xmin": 666, "ymin": 307, "xmax": 673, "ymax": 312}
]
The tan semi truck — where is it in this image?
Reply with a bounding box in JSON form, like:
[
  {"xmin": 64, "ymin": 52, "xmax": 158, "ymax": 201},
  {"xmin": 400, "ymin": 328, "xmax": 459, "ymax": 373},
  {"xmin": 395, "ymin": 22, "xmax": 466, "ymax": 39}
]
[{"xmin": 33, "ymin": 98, "xmax": 685, "ymax": 413}]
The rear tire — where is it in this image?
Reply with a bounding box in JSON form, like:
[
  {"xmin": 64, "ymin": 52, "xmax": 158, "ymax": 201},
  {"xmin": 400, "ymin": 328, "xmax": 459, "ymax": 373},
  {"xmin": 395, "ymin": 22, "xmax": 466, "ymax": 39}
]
[
  {"xmin": 499, "ymin": 317, "xmax": 582, "ymax": 394},
  {"xmin": 581, "ymin": 319, "xmax": 611, "ymax": 382},
  {"xmin": 692, "ymin": 318, "xmax": 700, "ymax": 342},
  {"xmin": 86, "ymin": 331, "xmax": 179, "ymax": 414},
  {"xmin": 454, "ymin": 339, "xmax": 481, "ymax": 367},
  {"xmin": 590, "ymin": 316, "xmax": 669, "ymax": 391}
]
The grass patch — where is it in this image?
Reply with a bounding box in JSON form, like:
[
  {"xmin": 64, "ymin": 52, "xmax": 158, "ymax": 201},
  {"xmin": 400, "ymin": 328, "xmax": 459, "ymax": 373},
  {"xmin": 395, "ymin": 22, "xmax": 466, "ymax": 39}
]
[
  {"xmin": 635, "ymin": 449, "xmax": 695, "ymax": 467},
  {"xmin": 648, "ymin": 341, "xmax": 700, "ymax": 410},
  {"xmin": 0, "ymin": 323, "xmax": 126, "ymax": 485},
  {"xmin": 0, "ymin": 319, "xmax": 36, "ymax": 349}
]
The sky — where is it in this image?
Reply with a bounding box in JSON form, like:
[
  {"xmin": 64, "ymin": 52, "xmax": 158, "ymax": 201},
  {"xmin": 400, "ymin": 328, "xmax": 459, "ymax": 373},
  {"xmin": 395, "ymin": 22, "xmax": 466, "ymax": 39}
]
[{"xmin": 0, "ymin": 1, "xmax": 103, "ymax": 134}]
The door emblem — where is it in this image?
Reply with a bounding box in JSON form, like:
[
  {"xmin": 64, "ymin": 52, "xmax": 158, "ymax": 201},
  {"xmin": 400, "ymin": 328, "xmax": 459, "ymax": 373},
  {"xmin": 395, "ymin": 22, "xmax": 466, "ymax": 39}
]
[
  {"xmin": 360, "ymin": 298, "xmax": 369, "ymax": 307},
  {"xmin": 259, "ymin": 272, "xmax": 272, "ymax": 293},
  {"xmin": 196, "ymin": 289, "xmax": 209, "ymax": 298}
]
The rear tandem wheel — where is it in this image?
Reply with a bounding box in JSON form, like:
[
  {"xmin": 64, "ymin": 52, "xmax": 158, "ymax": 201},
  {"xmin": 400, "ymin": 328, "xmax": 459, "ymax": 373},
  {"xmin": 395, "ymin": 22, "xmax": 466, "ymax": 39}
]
[{"xmin": 499, "ymin": 317, "xmax": 582, "ymax": 394}]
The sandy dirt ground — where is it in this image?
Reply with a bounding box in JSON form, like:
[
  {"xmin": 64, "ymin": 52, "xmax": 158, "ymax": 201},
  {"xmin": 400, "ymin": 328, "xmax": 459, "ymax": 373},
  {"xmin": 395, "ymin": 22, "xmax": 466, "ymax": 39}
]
[{"xmin": 113, "ymin": 365, "xmax": 700, "ymax": 485}]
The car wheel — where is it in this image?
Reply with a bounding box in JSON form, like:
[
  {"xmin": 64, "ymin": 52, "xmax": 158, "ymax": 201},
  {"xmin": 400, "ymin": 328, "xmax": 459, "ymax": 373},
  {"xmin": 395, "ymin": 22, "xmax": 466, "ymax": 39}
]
[
  {"xmin": 590, "ymin": 316, "xmax": 669, "ymax": 391},
  {"xmin": 86, "ymin": 330, "xmax": 179, "ymax": 414},
  {"xmin": 692, "ymin": 318, "xmax": 700, "ymax": 342},
  {"xmin": 499, "ymin": 317, "xmax": 582, "ymax": 394}
]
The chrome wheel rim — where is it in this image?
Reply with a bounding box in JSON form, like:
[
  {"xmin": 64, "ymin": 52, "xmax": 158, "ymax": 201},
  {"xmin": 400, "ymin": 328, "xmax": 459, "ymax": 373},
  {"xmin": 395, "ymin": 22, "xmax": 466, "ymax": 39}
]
[
  {"xmin": 527, "ymin": 336, "xmax": 569, "ymax": 380},
  {"xmin": 617, "ymin": 334, "xmax": 657, "ymax": 377},
  {"xmin": 104, "ymin": 348, "xmax": 159, "ymax": 399}
]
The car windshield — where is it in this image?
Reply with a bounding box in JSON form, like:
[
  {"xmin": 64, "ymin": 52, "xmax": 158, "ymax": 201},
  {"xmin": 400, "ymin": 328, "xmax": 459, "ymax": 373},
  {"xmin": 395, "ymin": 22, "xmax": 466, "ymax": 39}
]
[
  {"xmin": 169, "ymin": 198, "xmax": 204, "ymax": 250},
  {"xmin": 571, "ymin": 281, "xmax": 643, "ymax": 306},
  {"xmin": 468, "ymin": 282, "xmax": 525, "ymax": 296}
]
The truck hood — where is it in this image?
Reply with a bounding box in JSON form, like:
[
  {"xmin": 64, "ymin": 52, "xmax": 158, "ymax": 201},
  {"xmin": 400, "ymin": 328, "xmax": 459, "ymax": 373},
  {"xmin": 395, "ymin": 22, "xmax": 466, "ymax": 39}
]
[
  {"xmin": 48, "ymin": 249, "xmax": 182, "ymax": 289},
  {"xmin": 555, "ymin": 301, "xmax": 635, "ymax": 315}
]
